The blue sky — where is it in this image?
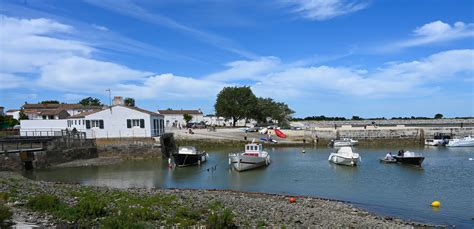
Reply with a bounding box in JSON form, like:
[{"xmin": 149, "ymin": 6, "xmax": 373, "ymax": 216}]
[{"xmin": 0, "ymin": 0, "xmax": 473, "ymax": 118}]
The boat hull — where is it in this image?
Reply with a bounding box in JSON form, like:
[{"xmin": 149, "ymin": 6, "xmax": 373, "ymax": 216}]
[
  {"xmin": 394, "ymin": 156, "xmax": 424, "ymax": 166},
  {"xmin": 328, "ymin": 154, "xmax": 360, "ymax": 166},
  {"xmin": 447, "ymin": 141, "xmax": 474, "ymax": 147},
  {"xmin": 172, "ymin": 153, "xmax": 208, "ymax": 167},
  {"xmin": 230, "ymin": 155, "xmax": 269, "ymax": 171}
]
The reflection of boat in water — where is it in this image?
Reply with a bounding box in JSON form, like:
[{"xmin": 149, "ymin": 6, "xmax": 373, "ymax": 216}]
[
  {"xmin": 229, "ymin": 143, "xmax": 270, "ymax": 171},
  {"xmin": 394, "ymin": 150, "xmax": 424, "ymax": 167},
  {"xmin": 446, "ymin": 136, "xmax": 474, "ymax": 147},
  {"xmin": 425, "ymin": 133, "xmax": 451, "ymax": 146},
  {"xmin": 328, "ymin": 147, "xmax": 361, "ymax": 166},
  {"xmin": 172, "ymin": 146, "xmax": 208, "ymax": 167},
  {"xmin": 329, "ymin": 138, "xmax": 358, "ymax": 147}
]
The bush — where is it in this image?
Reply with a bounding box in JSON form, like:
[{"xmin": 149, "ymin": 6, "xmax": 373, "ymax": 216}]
[
  {"xmin": 27, "ymin": 194, "xmax": 62, "ymax": 212},
  {"xmin": 0, "ymin": 204, "xmax": 13, "ymax": 223},
  {"xmin": 74, "ymin": 194, "xmax": 107, "ymax": 219},
  {"xmin": 206, "ymin": 202, "xmax": 236, "ymax": 229}
]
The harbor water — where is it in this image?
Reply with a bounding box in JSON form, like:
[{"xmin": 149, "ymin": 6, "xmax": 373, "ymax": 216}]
[{"xmin": 24, "ymin": 146, "xmax": 474, "ymax": 227}]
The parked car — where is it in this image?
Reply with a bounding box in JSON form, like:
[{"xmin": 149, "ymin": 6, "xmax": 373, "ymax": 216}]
[{"xmin": 194, "ymin": 122, "xmax": 207, "ymax": 129}]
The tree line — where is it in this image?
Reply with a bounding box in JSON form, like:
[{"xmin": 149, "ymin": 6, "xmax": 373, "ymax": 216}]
[
  {"xmin": 214, "ymin": 86, "xmax": 294, "ymax": 127},
  {"xmin": 291, "ymin": 113, "xmax": 452, "ymax": 121}
]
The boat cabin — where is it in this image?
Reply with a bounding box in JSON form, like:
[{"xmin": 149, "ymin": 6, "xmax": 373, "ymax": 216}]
[
  {"xmin": 178, "ymin": 146, "xmax": 198, "ymax": 155},
  {"xmin": 244, "ymin": 143, "xmax": 263, "ymax": 156}
]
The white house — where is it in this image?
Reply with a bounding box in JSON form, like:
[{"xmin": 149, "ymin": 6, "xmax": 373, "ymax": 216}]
[
  {"xmin": 202, "ymin": 115, "xmax": 256, "ymax": 127},
  {"xmin": 5, "ymin": 109, "xmax": 20, "ymax": 120},
  {"xmin": 67, "ymin": 105, "xmax": 165, "ymax": 138},
  {"xmin": 20, "ymin": 105, "xmax": 165, "ymax": 139},
  {"xmin": 158, "ymin": 109, "xmax": 204, "ymax": 128}
]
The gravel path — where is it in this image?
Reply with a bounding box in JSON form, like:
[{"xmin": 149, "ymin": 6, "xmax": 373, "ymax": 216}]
[{"xmin": 0, "ymin": 172, "xmax": 437, "ymax": 228}]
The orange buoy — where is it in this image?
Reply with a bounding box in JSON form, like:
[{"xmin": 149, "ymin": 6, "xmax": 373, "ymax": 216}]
[{"xmin": 289, "ymin": 197, "xmax": 296, "ymax": 203}]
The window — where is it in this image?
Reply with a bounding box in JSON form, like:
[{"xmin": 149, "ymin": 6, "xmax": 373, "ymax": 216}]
[
  {"xmin": 86, "ymin": 120, "xmax": 104, "ymax": 129},
  {"xmin": 49, "ymin": 115, "xmax": 54, "ymax": 119},
  {"xmin": 127, "ymin": 119, "xmax": 145, "ymax": 128},
  {"xmin": 74, "ymin": 120, "xmax": 77, "ymax": 125},
  {"xmin": 42, "ymin": 115, "xmax": 47, "ymax": 120}
]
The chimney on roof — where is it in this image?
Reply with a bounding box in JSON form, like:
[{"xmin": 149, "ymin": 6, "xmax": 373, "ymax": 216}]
[{"xmin": 112, "ymin": 96, "xmax": 124, "ymax": 106}]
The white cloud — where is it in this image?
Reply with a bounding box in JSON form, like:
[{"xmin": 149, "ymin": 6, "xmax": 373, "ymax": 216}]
[
  {"xmin": 388, "ymin": 21, "xmax": 474, "ymax": 50},
  {"xmin": 0, "ymin": 73, "xmax": 28, "ymax": 89},
  {"xmin": 115, "ymin": 73, "xmax": 227, "ymax": 100},
  {"xmin": 262, "ymin": 49, "xmax": 473, "ymax": 98},
  {"xmin": 91, "ymin": 24, "xmax": 108, "ymax": 31},
  {"xmin": 38, "ymin": 56, "xmax": 152, "ymax": 92},
  {"xmin": 0, "ymin": 15, "xmax": 93, "ymax": 73},
  {"xmin": 206, "ymin": 57, "xmax": 280, "ymax": 82},
  {"xmin": 283, "ymin": 0, "xmax": 369, "ymax": 21}
]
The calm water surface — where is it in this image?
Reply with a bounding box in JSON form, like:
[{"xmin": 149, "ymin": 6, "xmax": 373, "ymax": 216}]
[{"xmin": 25, "ymin": 146, "xmax": 474, "ymax": 227}]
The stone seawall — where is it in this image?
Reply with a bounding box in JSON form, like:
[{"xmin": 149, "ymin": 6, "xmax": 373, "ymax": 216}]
[{"xmin": 95, "ymin": 137, "xmax": 162, "ymax": 159}]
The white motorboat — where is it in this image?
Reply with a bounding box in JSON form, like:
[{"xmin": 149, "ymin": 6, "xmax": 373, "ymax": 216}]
[
  {"xmin": 229, "ymin": 143, "xmax": 270, "ymax": 171},
  {"xmin": 447, "ymin": 136, "xmax": 474, "ymax": 147},
  {"xmin": 328, "ymin": 147, "xmax": 361, "ymax": 166},
  {"xmin": 425, "ymin": 133, "xmax": 451, "ymax": 146},
  {"xmin": 330, "ymin": 138, "xmax": 358, "ymax": 147}
]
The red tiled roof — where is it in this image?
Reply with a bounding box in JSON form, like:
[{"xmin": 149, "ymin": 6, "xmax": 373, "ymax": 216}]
[
  {"xmin": 6, "ymin": 109, "xmax": 20, "ymax": 113},
  {"xmin": 158, "ymin": 109, "xmax": 203, "ymax": 115}
]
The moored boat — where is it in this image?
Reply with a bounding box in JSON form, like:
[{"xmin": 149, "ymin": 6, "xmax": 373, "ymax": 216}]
[
  {"xmin": 328, "ymin": 147, "xmax": 361, "ymax": 166},
  {"xmin": 329, "ymin": 138, "xmax": 359, "ymax": 147},
  {"xmin": 393, "ymin": 150, "xmax": 424, "ymax": 167},
  {"xmin": 172, "ymin": 146, "xmax": 208, "ymax": 167},
  {"xmin": 229, "ymin": 143, "xmax": 270, "ymax": 171},
  {"xmin": 425, "ymin": 133, "xmax": 451, "ymax": 146},
  {"xmin": 446, "ymin": 136, "xmax": 474, "ymax": 147}
]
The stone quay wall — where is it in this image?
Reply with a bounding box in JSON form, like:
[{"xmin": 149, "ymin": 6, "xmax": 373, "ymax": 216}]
[
  {"xmin": 294, "ymin": 118, "xmax": 474, "ymax": 128},
  {"xmin": 95, "ymin": 137, "xmax": 162, "ymax": 159}
]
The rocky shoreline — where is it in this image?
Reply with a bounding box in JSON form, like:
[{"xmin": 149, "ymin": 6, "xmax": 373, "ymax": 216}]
[{"xmin": 0, "ymin": 172, "xmax": 438, "ymax": 228}]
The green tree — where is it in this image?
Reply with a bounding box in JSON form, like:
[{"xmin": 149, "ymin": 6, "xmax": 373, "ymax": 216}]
[
  {"xmin": 252, "ymin": 98, "xmax": 294, "ymax": 127},
  {"xmin": 124, "ymin": 97, "xmax": 135, "ymax": 107},
  {"xmin": 79, "ymin": 97, "xmax": 102, "ymax": 106},
  {"xmin": 40, "ymin": 100, "xmax": 60, "ymax": 104},
  {"xmin": 352, "ymin": 116, "xmax": 363, "ymax": 120},
  {"xmin": 0, "ymin": 116, "xmax": 19, "ymax": 129},
  {"xmin": 215, "ymin": 86, "xmax": 258, "ymax": 127},
  {"xmin": 183, "ymin": 114, "xmax": 193, "ymax": 124},
  {"xmin": 19, "ymin": 112, "xmax": 29, "ymax": 120},
  {"xmin": 434, "ymin": 113, "xmax": 443, "ymax": 119}
]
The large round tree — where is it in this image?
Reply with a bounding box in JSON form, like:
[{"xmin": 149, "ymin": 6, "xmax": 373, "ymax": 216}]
[{"xmin": 214, "ymin": 86, "xmax": 257, "ymax": 127}]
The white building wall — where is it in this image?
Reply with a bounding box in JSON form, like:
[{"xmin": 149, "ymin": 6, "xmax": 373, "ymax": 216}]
[
  {"xmin": 68, "ymin": 106, "xmax": 164, "ymax": 138},
  {"xmin": 163, "ymin": 114, "xmax": 204, "ymax": 127},
  {"xmin": 6, "ymin": 111, "xmax": 20, "ymax": 120},
  {"xmin": 20, "ymin": 120, "xmax": 67, "ymax": 136}
]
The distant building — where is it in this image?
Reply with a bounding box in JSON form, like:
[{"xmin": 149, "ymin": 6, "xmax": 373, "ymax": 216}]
[
  {"xmin": 202, "ymin": 115, "xmax": 255, "ymax": 127},
  {"xmin": 112, "ymin": 96, "xmax": 124, "ymax": 106},
  {"xmin": 158, "ymin": 109, "xmax": 204, "ymax": 128},
  {"xmin": 21, "ymin": 103, "xmax": 104, "ymax": 117},
  {"xmin": 22, "ymin": 109, "xmax": 71, "ymax": 120},
  {"xmin": 5, "ymin": 109, "xmax": 20, "ymax": 120},
  {"xmin": 21, "ymin": 105, "xmax": 165, "ymax": 138}
]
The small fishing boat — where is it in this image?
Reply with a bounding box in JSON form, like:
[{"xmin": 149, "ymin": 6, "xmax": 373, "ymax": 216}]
[
  {"xmin": 329, "ymin": 138, "xmax": 359, "ymax": 147},
  {"xmin": 328, "ymin": 147, "xmax": 361, "ymax": 166},
  {"xmin": 393, "ymin": 150, "xmax": 424, "ymax": 167},
  {"xmin": 446, "ymin": 136, "xmax": 474, "ymax": 147},
  {"xmin": 229, "ymin": 143, "xmax": 270, "ymax": 171},
  {"xmin": 172, "ymin": 146, "xmax": 208, "ymax": 167}
]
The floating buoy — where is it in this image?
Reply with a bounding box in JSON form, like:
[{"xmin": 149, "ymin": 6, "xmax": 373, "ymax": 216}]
[
  {"xmin": 431, "ymin": 200, "xmax": 441, "ymax": 207},
  {"xmin": 289, "ymin": 197, "xmax": 296, "ymax": 203},
  {"xmin": 469, "ymin": 158, "xmax": 473, "ymax": 161},
  {"xmin": 302, "ymin": 149, "xmax": 306, "ymax": 153}
]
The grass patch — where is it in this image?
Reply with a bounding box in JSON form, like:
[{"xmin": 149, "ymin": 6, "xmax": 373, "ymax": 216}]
[
  {"xmin": 206, "ymin": 201, "xmax": 236, "ymax": 229},
  {"xmin": 0, "ymin": 204, "xmax": 13, "ymax": 223},
  {"xmin": 27, "ymin": 194, "xmax": 63, "ymax": 212}
]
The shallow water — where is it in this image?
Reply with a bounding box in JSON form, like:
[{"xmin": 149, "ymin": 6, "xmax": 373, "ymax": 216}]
[{"xmin": 25, "ymin": 146, "xmax": 474, "ymax": 227}]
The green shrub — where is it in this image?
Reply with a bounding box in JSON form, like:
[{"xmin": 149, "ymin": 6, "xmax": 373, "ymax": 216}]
[
  {"xmin": 0, "ymin": 192, "xmax": 8, "ymax": 203},
  {"xmin": 0, "ymin": 204, "xmax": 13, "ymax": 223},
  {"xmin": 74, "ymin": 194, "xmax": 107, "ymax": 219},
  {"xmin": 27, "ymin": 194, "xmax": 62, "ymax": 212},
  {"xmin": 206, "ymin": 208, "xmax": 235, "ymax": 229}
]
